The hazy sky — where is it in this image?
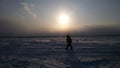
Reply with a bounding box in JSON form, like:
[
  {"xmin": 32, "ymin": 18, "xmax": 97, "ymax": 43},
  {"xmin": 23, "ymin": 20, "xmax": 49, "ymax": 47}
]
[{"xmin": 0, "ymin": 0, "xmax": 120, "ymax": 36}]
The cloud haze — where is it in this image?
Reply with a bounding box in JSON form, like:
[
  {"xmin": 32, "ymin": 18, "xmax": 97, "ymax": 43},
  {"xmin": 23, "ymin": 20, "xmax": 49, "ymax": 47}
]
[
  {"xmin": 21, "ymin": 2, "xmax": 37, "ymax": 19},
  {"xmin": 72, "ymin": 25, "xmax": 120, "ymax": 36},
  {"xmin": 0, "ymin": 20, "xmax": 120, "ymax": 36}
]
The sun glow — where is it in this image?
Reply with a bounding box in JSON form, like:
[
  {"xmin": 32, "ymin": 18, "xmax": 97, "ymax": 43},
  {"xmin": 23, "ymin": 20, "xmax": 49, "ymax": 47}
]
[
  {"xmin": 57, "ymin": 13, "xmax": 70, "ymax": 31},
  {"xmin": 59, "ymin": 14, "xmax": 69, "ymax": 24}
]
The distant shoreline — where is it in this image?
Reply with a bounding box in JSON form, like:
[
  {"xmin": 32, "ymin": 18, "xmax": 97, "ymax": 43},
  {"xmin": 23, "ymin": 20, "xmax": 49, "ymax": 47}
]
[{"xmin": 0, "ymin": 35, "xmax": 120, "ymax": 38}]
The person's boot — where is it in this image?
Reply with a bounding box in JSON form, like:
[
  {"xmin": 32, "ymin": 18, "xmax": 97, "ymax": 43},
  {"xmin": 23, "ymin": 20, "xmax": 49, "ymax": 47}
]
[{"xmin": 65, "ymin": 48, "xmax": 68, "ymax": 50}]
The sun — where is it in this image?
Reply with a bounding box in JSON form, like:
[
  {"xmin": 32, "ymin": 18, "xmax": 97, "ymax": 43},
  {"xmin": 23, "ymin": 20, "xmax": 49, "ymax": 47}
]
[
  {"xmin": 59, "ymin": 14, "xmax": 69, "ymax": 25},
  {"xmin": 57, "ymin": 13, "xmax": 69, "ymax": 31}
]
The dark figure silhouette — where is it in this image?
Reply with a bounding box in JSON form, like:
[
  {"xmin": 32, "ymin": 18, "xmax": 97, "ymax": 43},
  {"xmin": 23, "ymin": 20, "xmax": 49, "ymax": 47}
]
[{"xmin": 65, "ymin": 34, "xmax": 73, "ymax": 50}]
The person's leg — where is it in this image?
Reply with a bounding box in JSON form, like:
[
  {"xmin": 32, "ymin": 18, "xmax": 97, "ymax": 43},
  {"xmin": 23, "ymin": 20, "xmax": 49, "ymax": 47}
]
[
  {"xmin": 65, "ymin": 44, "xmax": 69, "ymax": 50},
  {"xmin": 70, "ymin": 44, "xmax": 73, "ymax": 50}
]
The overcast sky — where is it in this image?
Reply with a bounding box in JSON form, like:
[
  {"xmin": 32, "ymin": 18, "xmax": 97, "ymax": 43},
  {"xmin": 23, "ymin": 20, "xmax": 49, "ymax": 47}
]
[{"xmin": 0, "ymin": 0, "xmax": 120, "ymax": 36}]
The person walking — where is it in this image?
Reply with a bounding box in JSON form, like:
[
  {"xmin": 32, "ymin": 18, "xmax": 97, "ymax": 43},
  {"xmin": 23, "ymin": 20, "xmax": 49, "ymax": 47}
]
[{"xmin": 65, "ymin": 34, "xmax": 73, "ymax": 50}]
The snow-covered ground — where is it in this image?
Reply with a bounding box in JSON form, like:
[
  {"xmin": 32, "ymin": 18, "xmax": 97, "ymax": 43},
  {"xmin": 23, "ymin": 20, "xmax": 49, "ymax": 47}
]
[{"xmin": 0, "ymin": 37, "xmax": 120, "ymax": 68}]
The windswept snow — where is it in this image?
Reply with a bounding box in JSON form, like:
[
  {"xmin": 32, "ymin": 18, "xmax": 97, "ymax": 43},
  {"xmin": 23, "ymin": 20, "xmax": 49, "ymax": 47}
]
[{"xmin": 0, "ymin": 37, "xmax": 120, "ymax": 68}]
